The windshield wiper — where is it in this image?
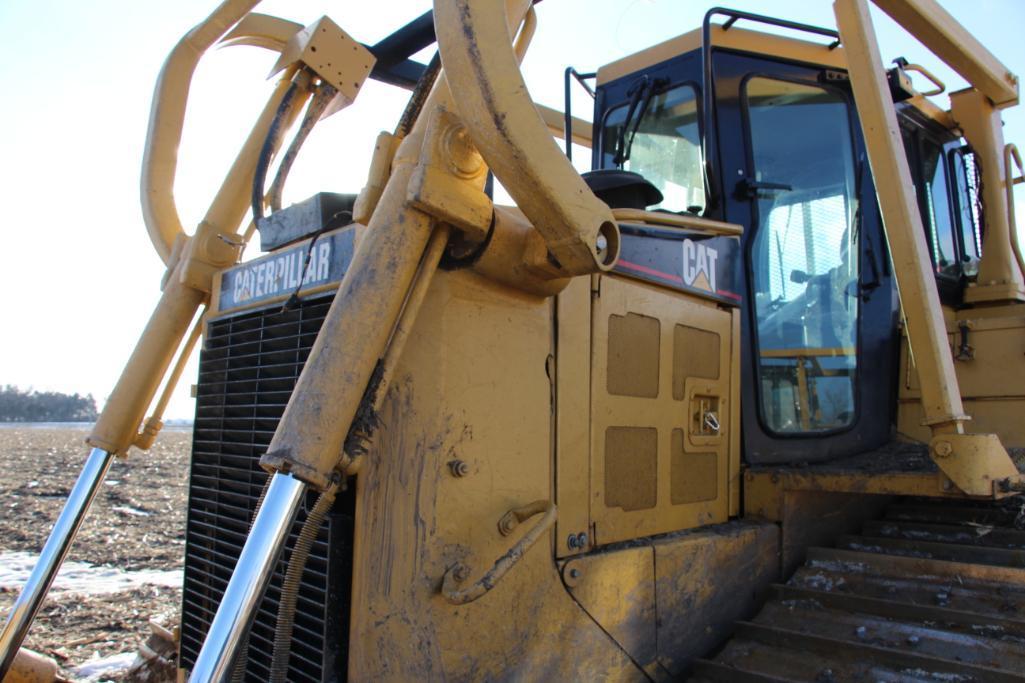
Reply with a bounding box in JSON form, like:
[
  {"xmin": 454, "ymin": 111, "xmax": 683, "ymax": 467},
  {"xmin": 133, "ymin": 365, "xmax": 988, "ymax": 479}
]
[{"xmin": 613, "ymin": 76, "xmax": 667, "ymax": 166}]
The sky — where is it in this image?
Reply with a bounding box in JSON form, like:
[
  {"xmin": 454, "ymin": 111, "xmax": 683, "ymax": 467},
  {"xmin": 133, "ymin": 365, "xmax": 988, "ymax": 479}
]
[{"xmin": 0, "ymin": 0, "xmax": 1023, "ymax": 421}]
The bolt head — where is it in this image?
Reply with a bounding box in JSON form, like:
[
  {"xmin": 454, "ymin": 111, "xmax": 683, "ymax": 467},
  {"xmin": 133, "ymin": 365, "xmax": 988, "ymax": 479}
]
[
  {"xmin": 448, "ymin": 459, "xmax": 470, "ymax": 477},
  {"xmin": 934, "ymin": 441, "xmax": 953, "ymax": 458}
]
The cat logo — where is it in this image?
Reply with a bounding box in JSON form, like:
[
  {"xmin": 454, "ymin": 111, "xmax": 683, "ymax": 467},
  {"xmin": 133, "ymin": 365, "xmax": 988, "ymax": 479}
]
[{"xmin": 681, "ymin": 239, "xmax": 718, "ymax": 293}]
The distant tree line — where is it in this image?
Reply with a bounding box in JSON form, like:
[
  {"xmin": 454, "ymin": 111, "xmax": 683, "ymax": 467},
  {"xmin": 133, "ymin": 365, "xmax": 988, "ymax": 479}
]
[{"xmin": 0, "ymin": 385, "xmax": 98, "ymax": 422}]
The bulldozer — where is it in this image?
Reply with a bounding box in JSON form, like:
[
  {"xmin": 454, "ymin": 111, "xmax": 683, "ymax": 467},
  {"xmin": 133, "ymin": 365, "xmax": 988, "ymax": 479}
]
[{"xmin": 3, "ymin": 0, "xmax": 1025, "ymax": 680}]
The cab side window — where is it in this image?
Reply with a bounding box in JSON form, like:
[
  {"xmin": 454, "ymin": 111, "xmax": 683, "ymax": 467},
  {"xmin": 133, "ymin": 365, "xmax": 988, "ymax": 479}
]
[{"xmin": 900, "ymin": 121, "xmax": 981, "ymax": 294}]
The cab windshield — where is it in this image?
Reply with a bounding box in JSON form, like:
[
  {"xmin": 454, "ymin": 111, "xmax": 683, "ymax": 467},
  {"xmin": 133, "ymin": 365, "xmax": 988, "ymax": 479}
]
[{"xmin": 601, "ymin": 83, "xmax": 705, "ymax": 214}]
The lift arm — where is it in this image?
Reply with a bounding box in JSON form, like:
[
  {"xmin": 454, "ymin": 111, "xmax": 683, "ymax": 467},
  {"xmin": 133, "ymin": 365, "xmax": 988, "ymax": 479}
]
[{"xmin": 834, "ymin": 0, "xmax": 1022, "ymax": 496}]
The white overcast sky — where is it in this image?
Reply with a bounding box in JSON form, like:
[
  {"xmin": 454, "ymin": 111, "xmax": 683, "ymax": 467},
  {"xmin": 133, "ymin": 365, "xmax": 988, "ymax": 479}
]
[{"xmin": 0, "ymin": 0, "xmax": 1022, "ymax": 421}]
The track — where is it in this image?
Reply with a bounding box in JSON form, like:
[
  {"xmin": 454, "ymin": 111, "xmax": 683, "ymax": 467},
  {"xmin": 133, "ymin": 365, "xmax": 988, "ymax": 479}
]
[{"xmin": 692, "ymin": 497, "xmax": 1025, "ymax": 682}]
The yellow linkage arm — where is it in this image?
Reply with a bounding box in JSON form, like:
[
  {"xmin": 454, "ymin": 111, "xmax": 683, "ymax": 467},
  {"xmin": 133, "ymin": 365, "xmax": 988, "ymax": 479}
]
[{"xmin": 834, "ymin": 0, "xmax": 1022, "ymax": 496}]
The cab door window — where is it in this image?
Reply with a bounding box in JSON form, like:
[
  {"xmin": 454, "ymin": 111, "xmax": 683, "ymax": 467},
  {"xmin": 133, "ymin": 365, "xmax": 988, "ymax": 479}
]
[{"xmin": 745, "ymin": 77, "xmax": 860, "ymax": 434}]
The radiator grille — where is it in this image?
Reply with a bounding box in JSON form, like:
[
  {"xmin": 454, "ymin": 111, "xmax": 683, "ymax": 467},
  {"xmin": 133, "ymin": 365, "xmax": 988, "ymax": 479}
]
[{"xmin": 180, "ymin": 294, "xmax": 352, "ymax": 682}]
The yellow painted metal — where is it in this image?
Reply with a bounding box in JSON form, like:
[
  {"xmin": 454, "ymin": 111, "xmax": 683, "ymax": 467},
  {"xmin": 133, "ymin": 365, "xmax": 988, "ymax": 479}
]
[
  {"xmin": 536, "ymin": 104, "xmax": 593, "ymax": 148},
  {"xmin": 834, "ymin": 0, "xmax": 967, "ymax": 435},
  {"xmin": 1007, "ymin": 144, "xmax": 1025, "ymax": 277},
  {"xmin": 407, "ymin": 108, "xmax": 492, "ymax": 241},
  {"xmin": 258, "ymin": 99, "xmax": 443, "ymax": 488},
  {"xmin": 141, "ymin": 0, "xmax": 262, "ymax": 264},
  {"xmin": 176, "ymin": 69, "xmax": 312, "ymax": 293},
  {"xmin": 928, "ymin": 433, "xmax": 1021, "ymax": 497},
  {"xmin": 831, "ymin": 0, "xmax": 1023, "ymax": 496},
  {"xmin": 561, "ymin": 545, "xmax": 660, "ymax": 678},
  {"xmin": 342, "ymin": 224, "xmax": 452, "ymax": 475},
  {"xmin": 560, "ymin": 522, "xmax": 778, "ymax": 678},
  {"xmin": 899, "ymin": 307, "xmax": 1025, "ymax": 448},
  {"xmin": 872, "ymin": 0, "xmax": 1019, "ymax": 108},
  {"xmin": 434, "ymin": 0, "xmax": 620, "ymax": 276},
  {"xmin": 347, "ymin": 268, "xmax": 643, "ymax": 681},
  {"xmin": 268, "ymin": 16, "xmax": 376, "ymax": 118},
  {"xmin": 611, "ymin": 208, "xmax": 743, "ymax": 236},
  {"xmin": 555, "ymin": 276, "xmax": 593, "ymax": 558},
  {"xmin": 470, "ymin": 205, "xmax": 571, "ymax": 298},
  {"xmin": 745, "ymin": 468, "xmax": 959, "ymax": 518},
  {"xmin": 89, "ymin": 13, "xmax": 341, "ymax": 456},
  {"xmin": 5, "ymin": 648, "xmax": 58, "ymax": 683},
  {"xmin": 598, "ymin": 26, "xmax": 848, "ymax": 87},
  {"xmin": 219, "ymin": 12, "xmax": 302, "ymax": 52},
  {"xmin": 952, "ymin": 89, "xmax": 1025, "ymax": 303},
  {"xmin": 133, "ymin": 310, "xmax": 206, "ymax": 451},
  {"xmin": 442, "ymin": 500, "xmax": 556, "ymax": 604},
  {"xmin": 589, "ymin": 275, "xmax": 733, "ymax": 545},
  {"xmin": 353, "ymin": 132, "xmax": 400, "ymax": 224},
  {"xmin": 727, "ymin": 309, "xmax": 741, "ymax": 518},
  {"xmin": 87, "ymin": 258, "xmax": 206, "ymax": 456}
]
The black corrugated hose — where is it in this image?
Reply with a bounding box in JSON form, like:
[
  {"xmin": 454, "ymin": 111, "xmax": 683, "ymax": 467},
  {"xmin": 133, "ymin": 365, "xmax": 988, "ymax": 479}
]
[
  {"xmin": 267, "ymin": 82, "xmax": 338, "ymax": 213},
  {"xmin": 252, "ymin": 76, "xmax": 308, "ymax": 223},
  {"xmin": 268, "ymin": 480, "xmax": 340, "ymax": 683},
  {"xmin": 396, "ymin": 51, "xmax": 442, "ymax": 137}
]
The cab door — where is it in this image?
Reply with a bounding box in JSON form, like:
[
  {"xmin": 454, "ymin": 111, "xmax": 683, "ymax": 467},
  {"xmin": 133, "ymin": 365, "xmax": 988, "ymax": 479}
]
[{"xmin": 712, "ymin": 52, "xmax": 899, "ymax": 464}]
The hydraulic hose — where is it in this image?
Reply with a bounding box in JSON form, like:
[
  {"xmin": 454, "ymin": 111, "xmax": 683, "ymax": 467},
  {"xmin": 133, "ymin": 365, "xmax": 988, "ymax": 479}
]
[
  {"xmin": 268, "ymin": 82, "xmax": 339, "ymax": 212},
  {"xmin": 251, "ymin": 74, "xmax": 310, "ymax": 222},
  {"xmin": 268, "ymin": 482, "xmax": 339, "ymax": 683},
  {"xmin": 396, "ymin": 52, "xmax": 442, "ymax": 138}
]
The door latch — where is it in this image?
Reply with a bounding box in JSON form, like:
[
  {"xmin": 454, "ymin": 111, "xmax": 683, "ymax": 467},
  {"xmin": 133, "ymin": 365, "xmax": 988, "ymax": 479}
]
[{"xmin": 736, "ymin": 177, "xmax": 793, "ymax": 199}]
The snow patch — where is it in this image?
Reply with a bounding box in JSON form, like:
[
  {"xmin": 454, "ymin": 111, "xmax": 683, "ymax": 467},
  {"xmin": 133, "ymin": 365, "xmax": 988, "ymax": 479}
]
[
  {"xmin": 73, "ymin": 651, "xmax": 138, "ymax": 682},
  {"xmin": 0, "ymin": 551, "xmax": 181, "ymax": 596}
]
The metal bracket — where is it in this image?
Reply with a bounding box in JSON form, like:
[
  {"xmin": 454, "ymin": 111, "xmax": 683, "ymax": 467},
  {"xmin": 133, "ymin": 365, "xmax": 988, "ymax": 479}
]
[
  {"xmin": 407, "ymin": 108, "xmax": 493, "ymax": 242},
  {"xmin": 928, "ymin": 433, "xmax": 1022, "ymax": 497}
]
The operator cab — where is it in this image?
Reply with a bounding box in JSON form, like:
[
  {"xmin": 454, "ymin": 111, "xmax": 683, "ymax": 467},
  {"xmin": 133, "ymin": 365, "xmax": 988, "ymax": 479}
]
[{"xmin": 584, "ymin": 9, "xmax": 977, "ymax": 464}]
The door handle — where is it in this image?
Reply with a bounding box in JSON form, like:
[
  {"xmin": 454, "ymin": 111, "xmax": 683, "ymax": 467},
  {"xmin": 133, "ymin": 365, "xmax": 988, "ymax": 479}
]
[{"xmin": 737, "ymin": 178, "xmax": 793, "ymax": 199}]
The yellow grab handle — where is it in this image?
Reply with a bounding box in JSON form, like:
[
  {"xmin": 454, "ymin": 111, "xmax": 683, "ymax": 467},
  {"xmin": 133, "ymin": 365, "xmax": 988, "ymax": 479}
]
[{"xmin": 442, "ymin": 500, "xmax": 556, "ymax": 605}]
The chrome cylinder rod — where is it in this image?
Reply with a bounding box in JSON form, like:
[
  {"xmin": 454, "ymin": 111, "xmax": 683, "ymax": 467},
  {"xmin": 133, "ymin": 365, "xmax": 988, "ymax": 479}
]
[
  {"xmin": 0, "ymin": 447, "xmax": 116, "ymax": 679},
  {"xmin": 189, "ymin": 472, "xmax": 306, "ymax": 682}
]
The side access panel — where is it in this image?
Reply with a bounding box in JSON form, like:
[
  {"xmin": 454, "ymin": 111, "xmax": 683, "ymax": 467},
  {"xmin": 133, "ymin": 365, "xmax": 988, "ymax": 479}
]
[{"xmin": 589, "ymin": 275, "xmax": 735, "ymax": 546}]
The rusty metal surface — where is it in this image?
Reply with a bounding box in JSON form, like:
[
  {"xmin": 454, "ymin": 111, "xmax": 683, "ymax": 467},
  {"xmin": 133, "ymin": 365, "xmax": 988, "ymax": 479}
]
[{"xmin": 693, "ymin": 496, "xmax": 1025, "ymax": 682}]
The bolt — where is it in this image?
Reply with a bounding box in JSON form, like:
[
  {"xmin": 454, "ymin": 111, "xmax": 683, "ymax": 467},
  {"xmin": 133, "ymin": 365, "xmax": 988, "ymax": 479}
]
[
  {"xmin": 934, "ymin": 441, "xmax": 953, "ymax": 458},
  {"xmin": 448, "ymin": 459, "xmax": 470, "ymax": 477},
  {"xmin": 568, "ymin": 568, "xmax": 580, "ymax": 579},
  {"xmin": 567, "ymin": 534, "xmax": 580, "ymax": 550},
  {"xmin": 596, "ymin": 233, "xmax": 608, "ymax": 252}
]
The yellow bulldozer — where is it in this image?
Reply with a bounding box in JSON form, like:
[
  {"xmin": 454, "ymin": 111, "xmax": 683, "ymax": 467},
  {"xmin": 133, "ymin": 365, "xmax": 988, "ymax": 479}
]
[{"xmin": 3, "ymin": 0, "xmax": 1025, "ymax": 680}]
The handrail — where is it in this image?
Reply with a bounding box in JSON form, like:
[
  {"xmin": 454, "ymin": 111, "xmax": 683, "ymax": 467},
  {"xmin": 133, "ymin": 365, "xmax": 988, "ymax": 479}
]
[
  {"xmin": 442, "ymin": 500, "xmax": 557, "ymax": 605},
  {"xmin": 141, "ymin": 1, "xmax": 304, "ymax": 265},
  {"xmin": 701, "ymin": 8, "xmax": 842, "ymax": 216},
  {"xmin": 612, "ymin": 208, "xmax": 742, "ymax": 236},
  {"xmin": 1005, "ymin": 143, "xmax": 1025, "ymax": 277},
  {"xmin": 563, "ymin": 67, "xmax": 596, "ymax": 161}
]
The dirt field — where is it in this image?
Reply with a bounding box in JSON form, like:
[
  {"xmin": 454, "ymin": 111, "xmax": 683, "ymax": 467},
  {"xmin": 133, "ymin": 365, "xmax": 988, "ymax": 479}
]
[{"xmin": 0, "ymin": 426, "xmax": 191, "ymax": 681}]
